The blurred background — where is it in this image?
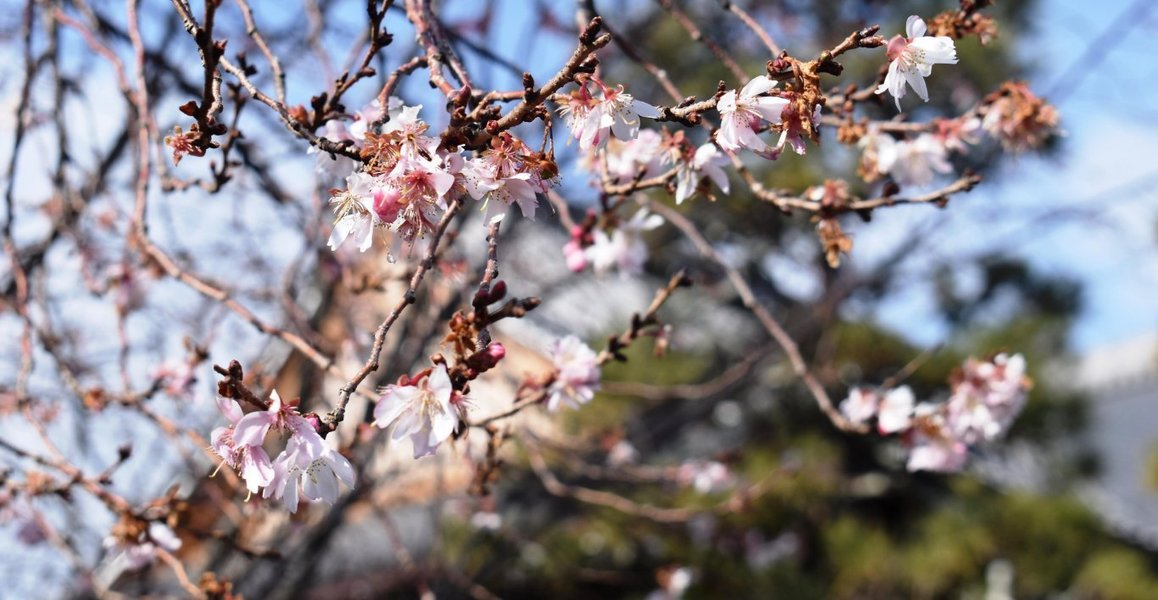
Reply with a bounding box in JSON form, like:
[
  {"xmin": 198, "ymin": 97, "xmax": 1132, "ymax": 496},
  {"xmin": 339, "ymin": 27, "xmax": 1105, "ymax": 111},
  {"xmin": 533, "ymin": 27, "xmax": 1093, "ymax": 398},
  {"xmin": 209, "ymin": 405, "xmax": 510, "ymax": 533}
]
[{"xmin": 1, "ymin": 0, "xmax": 1156, "ymax": 598}]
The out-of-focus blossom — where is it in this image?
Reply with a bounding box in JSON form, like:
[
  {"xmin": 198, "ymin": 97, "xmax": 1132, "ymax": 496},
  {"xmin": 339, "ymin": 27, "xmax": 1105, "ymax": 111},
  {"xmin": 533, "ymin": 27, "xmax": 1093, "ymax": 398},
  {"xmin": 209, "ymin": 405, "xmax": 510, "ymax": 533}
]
[
  {"xmin": 646, "ymin": 566, "xmax": 693, "ymax": 600},
  {"xmin": 563, "ymin": 239, "xmax": 588, "ymax": 273},
  {"xmin": 840, "ymin": 387, "xmax": 879, "ymax": 425},
  {"xmin": 843, "ymin": 354, "xmax": 1029, "ymax": 473},
  {"xmin": 980, "ymin": 82, "xmax": 1061, "ymax": 151},
  {"xmin": 877, "ymin": 386, "xmax": 915, "ymax": 434},
  {"xmin": 603, "ymin": 128, "xmax": 666, "ymax": 184},
  {"xmin": 936, "ymin": 117, "xmax": 982, "ymax": 154},
  {"xmin": 374, "ymin": 364, "xmax": 463, "ymax": 458},
  {"xmin": 676, "ymin": 460, "xmax": 736, "ymax": 494},
  {"xmin": 876, "ymin": 133, "xmax": 953, "ymax": 187},
  {"xmin": 607, "ymin": 440, "xmax": 639, "ymax": 466},
  {"xmin": 470, "ymin": 511, "xmax": 503, "ymax": 531},
  {"xmin": 716, "ymin": 76, "xmax": 790, "ymax": 156},
  {"xmin": 945, "ymin": 353, "xmax": 1029, "ymax": 444},
  {"xmin": 586, "ymin": 209, "xmax": 664, "ymax": 277},
  {"xmin": 309, "ymin": 120, "xmax": 357, "ymax": 179},
  {"xmin": 876, "ymin": 16, "xmax": 958, "ymax": 110},
  {"xmin": 906, "ymin": 414, "xmax": 970, "ymax": 472},
  {"xmin": 348, "ymin": 96, "xmax": 403, "ymax": 141},
  {"xmin": 104, "ymin": 522, "xmax": 181, "ymax": 571},
  {"xmin": 546, "ymin": 335, "xmax": 601, "ymax": 411}
]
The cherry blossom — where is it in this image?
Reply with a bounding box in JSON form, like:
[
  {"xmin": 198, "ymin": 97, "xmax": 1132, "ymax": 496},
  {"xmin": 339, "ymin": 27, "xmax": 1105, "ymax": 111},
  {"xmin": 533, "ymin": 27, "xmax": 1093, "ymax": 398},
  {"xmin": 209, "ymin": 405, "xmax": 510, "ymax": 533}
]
[
  {"xmin": 264, "ymin": 430, "xmax": 356, "ymax": 512},
  {"xmin": 876, "ymin": 16, "xmax": 958, "ymax": 111},
  {"xmin": 586, "ymin": 209, "xmax": 664, "ymax": 277},
  {"xmin": 558, "ymin": 78, "xmax": 660, "ymax": 150},
  {"xmin": 877, "ymin": 386, "xmax": 915, "ymax": 434},
  {"xmin": 676, "ymin": 460, "xmax": 736, "ymax": 494},
  {"xmin": 875, "ymin": 133, "xmax": 953, "ymax": 187},
  {"xmin": 209, "ymin": 396, "xmax": 275, "ymax": 494},
  {"xmin": 674, "ymin": 142, "xmax": 730, "ymax": 204},
  {"xmin": 327, "ymin": 172, "xmax": 388, "ymax": 252},
  {"xmin": 602, "ymin": 128, "xmax": 666, "ymax": 184},
  {"xmin": 945, "ymin": 353, "xmax": 1029, "ymax": 444},
  {"xmin": 562, "ymin": 238, "xmax": 588, "ymax": 273},
  {"xmin": 462, "ymin": 133, "xmax": 555, "ymax": 224},
  {"xmin": 103, "ymin": 522, "xmax": 181, "ymax": 571},
  {"xmin": 374, "ymin": 364, "xmax": 463, "ymax": 458},
  {"xmin": 839, "ymin": 387, "xmax": 879, "ymax": 425},
  {"xmin": 906, "ymin": 411, "xmax": 969, "ymax": 473},
  {"xmin": 233, "ymin": 390, "xmax": 315, "ymax": 448},
  {"xmin": 776, "ymin": 104, "xmax": 822, "ymax": 157},
  {"xmin": 348, "ymin": 96, "xmax": 403, "ymax": 141},
  {"xmin": 715, "ymin": 76, "xmax": 790, "ymax": 156},
  {"xmin": 545, "ymin": 335, "xmax": 601, "ymax": 411}
]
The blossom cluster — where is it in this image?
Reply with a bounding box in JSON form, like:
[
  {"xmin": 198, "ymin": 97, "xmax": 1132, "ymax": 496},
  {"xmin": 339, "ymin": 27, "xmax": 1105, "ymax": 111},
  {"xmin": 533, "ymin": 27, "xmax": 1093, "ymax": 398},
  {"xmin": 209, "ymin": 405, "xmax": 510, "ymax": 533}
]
[
  {"xmin": 318, "ymin": 98, "xmax": 558, "ymax": 257},
  {"xmin": 840, "ymin": 353, "xmax": 1031, "ymax": 472},
  {"xmin": 211, "ymin": 391, "xmax": 355, "ymax": 512}
]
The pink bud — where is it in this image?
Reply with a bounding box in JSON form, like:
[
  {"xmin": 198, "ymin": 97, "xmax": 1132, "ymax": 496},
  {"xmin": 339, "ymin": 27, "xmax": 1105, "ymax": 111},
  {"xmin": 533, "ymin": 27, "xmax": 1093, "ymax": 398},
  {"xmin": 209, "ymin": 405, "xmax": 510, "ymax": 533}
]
[
  {"xmin": 563, "ymin": 240, "xmax": 588, "ymax": 273},
  {"xmin": 485, "ymin": 342, "xmax": 506, "ymax": 362}
]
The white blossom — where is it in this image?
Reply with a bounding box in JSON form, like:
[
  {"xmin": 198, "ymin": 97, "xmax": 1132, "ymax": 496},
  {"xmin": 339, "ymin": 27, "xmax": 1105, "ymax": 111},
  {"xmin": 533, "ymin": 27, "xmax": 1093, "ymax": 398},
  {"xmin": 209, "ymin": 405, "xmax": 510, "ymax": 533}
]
[
  {"xmin": 877, "ymin": 386, "xmax": 915, "ymax": 434},
  {"xmin": 876, "ymin": 133, "xmax": 953, "ymax": 187},
  {"xmin": 374, "ymin": 364, "xmax": 462, "ymax": 458},
  {"xmin": 675, "ymin": 143, "xmax": 730, "ymax": 204},
  {"xmin": 716, "ymin": 76, "xmax": 790, "ymax": 156},
  {"xmin": 876, "ymin": 16, "xmax": 958, "ymax": 111},
  {"xmin": 586, "ymin": 209, "xmax": 664, "ymax": 277},
  {"xmin": 546, "ymin": 335, "xmax": 601, "ymax": 411}
]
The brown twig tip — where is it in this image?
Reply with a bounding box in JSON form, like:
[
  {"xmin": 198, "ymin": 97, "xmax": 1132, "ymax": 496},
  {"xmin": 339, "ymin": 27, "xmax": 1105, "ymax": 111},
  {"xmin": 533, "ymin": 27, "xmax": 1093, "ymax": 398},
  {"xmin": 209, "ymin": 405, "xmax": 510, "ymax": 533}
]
[{"xmin": 581, "ymin": 16, "xmax": 604, "ymax": 46}]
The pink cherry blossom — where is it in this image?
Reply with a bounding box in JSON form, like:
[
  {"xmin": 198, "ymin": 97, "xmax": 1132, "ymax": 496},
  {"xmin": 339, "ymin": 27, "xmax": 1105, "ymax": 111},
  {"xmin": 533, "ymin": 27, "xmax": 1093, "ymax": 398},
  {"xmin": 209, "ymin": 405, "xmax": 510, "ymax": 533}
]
[
  {"xmin": 715, "ymin": 76, "xmax": 790, "ymax": 156},
  {"xmin": 558, "ymin": 78, "xmax": 659, "ymax": 150},
  {"xmin": 209, "ymin": 396, "xmax": 275, "ymax": 494},
  {"xmin": 233, "ymin": 390, "xmax": 315, "ymax": 448},
  {"xmin": 562, "ymin": 239, "xmax": 589, "ymax": 273},
  {"xmin": 944, "ymin": 353, "xmax": 1029, "ymax": 444},
  {"xmin": 546, "ymin": 335, "xmax": 601, "ymax": 411},
  {"xmin": 876, "ymin": 16, "xmax": 958, "ymax": 111},
  {"xmin": 906, "ymin": 405, "xmax": 969, "ymax": 473},
  {"xmin": 374, "ymin": 364, "xmax": 463, "ymax": 458},
  {"xmin": 462, "ymin": 134, "xmax": 554, "ymax": 224}
]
